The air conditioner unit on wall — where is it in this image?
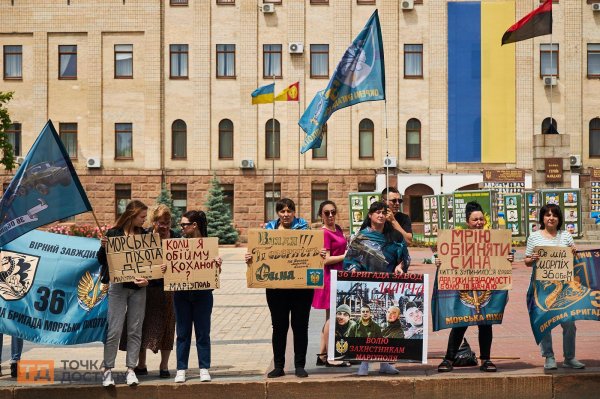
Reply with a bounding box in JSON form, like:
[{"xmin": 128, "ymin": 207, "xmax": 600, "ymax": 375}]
[
  {"xmin": 401, "ymin": 0, "xmax": 414, "ymax": 10},
  {"xmin": 261, "ymin": 4, "xmax": 275, "ymax": 13},
  {"xmin": 543, "ymin": 76, "xmax": 557, "ymax": 86},
  {"xmin": 592, "ymin": 3, "xmax": 600, "ymax": 12},
  {"xmin": 383, "ymin": 156, "xmax": 397, "ymax": 168},
  {"xmin": 240, "ymin": 159, "xmax": 255, "ymax": 169},
  {"xmin": 288, "ymin": 42, "xmax": 304, "ymax": 54},
  {"xmin": 569, "ymin": 154, "xmax": 582, "ymax": 168},
  {"xmin": 15, "ymin": 156, "xmax": 25, "ymax": 165},
  {"xmin": 87, "ymin": 157, "xmax": 101, "ymax": 168}
]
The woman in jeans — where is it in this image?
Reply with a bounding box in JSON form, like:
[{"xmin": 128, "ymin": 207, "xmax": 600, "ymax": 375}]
[
  {"xmin": 97, "ymin": 200, "xmax": 149, "ymax": 387},
  {"xmin": 524, "ymin": 203, "xmax": 584, "ymax": 370},
  {"xmin": 173, "ymin": 210, "xmax": 222, "ymax": 383}
]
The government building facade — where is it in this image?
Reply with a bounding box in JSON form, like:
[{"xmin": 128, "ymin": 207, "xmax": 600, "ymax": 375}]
[{"xmin": 1, "ymin": 0, "xmax": 599, "ymax": 240}]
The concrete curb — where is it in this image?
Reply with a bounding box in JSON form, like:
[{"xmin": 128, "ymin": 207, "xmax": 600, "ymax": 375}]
[{"xmin": 2, "ymin": 373, "xmax": 600, "ymax": 399}]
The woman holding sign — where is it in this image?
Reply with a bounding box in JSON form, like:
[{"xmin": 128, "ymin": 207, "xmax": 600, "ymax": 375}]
[
  {"xmin": 343, "ymin": 201, "xmax": 410, "ymax": 376},
  {"xmin": 245, "ymin": 198, "xmax": 323, "ymax": 379},
  {"xmin": 435, "ymin": 202, "xmax": 514, "ymax": 373},
  {"xmin": 173, "ymin": 210, "xmax": 222, "ymax": 383},
  {"xmin": 524, "ymin": 203, "xmax": 583, "ymax": 370},
  {"xmin": 97, "ymin": 200, "xmax": 149, "ymax": 387}
]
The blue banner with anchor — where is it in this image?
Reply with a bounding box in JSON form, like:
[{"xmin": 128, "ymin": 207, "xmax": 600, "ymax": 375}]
[
  {"xmin": 527, "ymin": 249, "xmax": 600, "ymax": 344},
  {"xmin": 431, "ymin": 269, "xmax": 508, "ymax": 331},
  {"xmin": 0, "ymin": 230, "xmax": 107, "ymax": 345}
]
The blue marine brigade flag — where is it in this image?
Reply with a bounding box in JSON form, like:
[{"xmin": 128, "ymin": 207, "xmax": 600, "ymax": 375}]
[
  {"xmin": 431, "ymin": 269, "xmax": 509, "ymax": 331},
  {"xmin": 0, "ymin": 120, "xmax": 93, "ymax": 247},
  {"xmin": 527, "ymin": 249, "xmax": 600, "ymax": 344},
  {"xmin": 0, "ymin": 230, "xmax": 108, "ymax": 344},
  {"xmin": 299, "ymin": 10, "xmax": 385, "ymax": 153}
]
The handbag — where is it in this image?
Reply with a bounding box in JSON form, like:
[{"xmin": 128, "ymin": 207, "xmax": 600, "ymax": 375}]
[{"xmin": 452, "ymin": 338, "xmax": 478, "ymax": 367}]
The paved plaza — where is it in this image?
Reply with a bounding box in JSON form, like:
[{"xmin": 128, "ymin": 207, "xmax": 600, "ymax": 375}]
[{"xmin": 1, "ymin": 246, "xmax": 600, "ymax": 387}]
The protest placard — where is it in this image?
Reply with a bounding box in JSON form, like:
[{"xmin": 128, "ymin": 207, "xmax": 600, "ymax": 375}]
[
  {"xmin": 246, "ymin": 229, "xmax": 324, "ymax": 289},
  {"xmin": 534, "ymin": 246, "xmax": 574, "ymax": 281},
  {"xmin": 106, "ymin": 233, "xmax": 163, "ymax": 283},
  {"xmin": 328, "ymin": 271, "xmax": 428, "ymax": 363},
  {"xmin": 163, "ymin": 237, "xmax": 220, "ymax": 291},
  {"xmin": 437, "ymin": 229, "xmax": 512, "ymax": 290}
]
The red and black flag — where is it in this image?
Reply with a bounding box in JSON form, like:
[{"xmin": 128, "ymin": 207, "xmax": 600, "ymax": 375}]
[{"xmin": 501, "ymin": 0, "xmax": 552, "ymax": 46}]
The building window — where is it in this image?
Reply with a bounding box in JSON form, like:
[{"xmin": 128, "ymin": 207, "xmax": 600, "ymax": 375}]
[
  {"xmin": 222, "ymin": 183, "xmax": 234, "ymax": 217},
  {"xmin": 170, "ymin": 44, "xmax": 188, "ymax": 78},
  {"xmin": 310, "ymin": 44, "xmax": 329, "ymax": 78},
  {"xmin": 311, "ymin": 0, "xmax": 328, "ymax": 3},
  {"xmin": 266, "ymin": 119, "xmax": 280, "ymax": 159},
  {"xmin": 406, "ymin": 118, "xmax": 421, "ymax": 159},
  {"xmin": 115, "ymin": 123, "xmax": 133, "ymax": 159},
  {"xmin": 588, "ymin": 44, "xmax": 600, "ymax": 78},
  {"xmin": 3, "ymin": 45, "xmax": 22, "ymax": 80},
  {"xmin": 216, "ymin": 0, "xmax": 235, "ymax": 4},
  {"xmin": 264, "ymin": 183, "xmax": 281, "ymax": 221},
  {"xmin": 409, "ymin": 197, "xmax": 424, "ymax": 223},
  {"xmin": 540, "ymin": 44, "xmax": 558, "ymax": 77},
  {"xmin": 359, "ymin": 119, "xmax": 374, "ymax": 159},
  {"xmin": 59, "ymin": 122, "xmax": 78, "ymax": 159},
  {"xmin": 358, "ymin": 182, "xmax": 376, "ymax": 192},
  {"xmin": 59, "ymin": 45, "xmax": 77, "ymax": 79},
  {"xmin": 115, "ymin": 183, "xmax": 131, "ymax": 217},
  {"xmin": 217, "ymin": 44, "xmax": 235, "ymax": 78},
  {"xmin": 263, "ymin": 44, "xmax": 282, "ymax": 78},
  {"xmin": 170, "ymin": 0, "xmax": 188, "ymax": 4},
  {"xmin": 6, "ymin": 123, "xmax": 21, "ymax": 157},
  {"xmin": 218, "ymin": 119, "xmax": 234, "ymax": 159},
  {"xmin": 404, "ymin": 44, "xmax": 423, "ymax": 78},
  {"xmin": 312, "ymin": 124, "xmax": 327, "ymax": 159},
  {"xmin": 311, "ymin": 183, "xmax": 328, "ymax": 222},
  {"xmin": 171, "ymin": 184, "xmax": 187, "ymax": 214},
  {"xmin": 541, "ymin": 117, "xmax": 557, "ymax": 134},
  {"xmin": 115, "ymin": 44, "xmax": 133, "ymax": 78},
  {"xmin": 357, "ymin": 0, "xmax": 376, "ymax": 4},
  {"xmin": 172, "ymin": 119, "xmax": 187, "ymax": 159},
  {"xmin": 264, "ymin": 0, "xmax": 282, "ymax": 3},
  {"xmin": 590, "ymin": 118, "xmax": 600, "ymax": 158}
]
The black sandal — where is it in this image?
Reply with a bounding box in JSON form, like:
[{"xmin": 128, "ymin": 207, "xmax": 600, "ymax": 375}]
[
  {"xmin": 480, "ymin": 360, "xmax": 497, "ymax": 372},
  {"xmin": 316, "ymin": 354, "xmax": 327, "ymax": 366},
  {"xmin": 437, "ymin": 359, "xmax": 453, "ymax": 372}
]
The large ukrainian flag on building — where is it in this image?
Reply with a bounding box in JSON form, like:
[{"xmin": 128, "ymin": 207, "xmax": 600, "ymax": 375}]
[{"xmin": 448, "ymin": 1, "xmax": 515, "ymax": 163}]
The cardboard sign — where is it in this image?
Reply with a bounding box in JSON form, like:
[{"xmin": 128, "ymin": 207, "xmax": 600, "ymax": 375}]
[
  {"xmin": 106, "ymin": 233, "xmax": 163, "ymax": 283},
  {"xmin": 437, "ymin": 229, "xmax": 512, "ymax": 290},
  {"xmin": 163, "ymin": 237, "xmax": 220, "ymax": 291},
  {"xmin": 534, "ymin": 246, "xmax": 574, "ymax": 282},
  {"xmin": 246, "ymin": 229, "xmax": 324, "ymax": 289}
]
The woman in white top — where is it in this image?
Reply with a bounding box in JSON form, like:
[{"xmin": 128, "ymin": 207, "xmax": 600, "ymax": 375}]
[{"xmin": 524, "ymin": 203, "xmax": 584, "ymax": 370}]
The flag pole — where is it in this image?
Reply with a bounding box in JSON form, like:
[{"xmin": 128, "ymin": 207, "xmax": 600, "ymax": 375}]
[
  {"xmin": 272, "ymin": 74, "xmax": 276, "ymax": 210},
  {"xmin": 298, "ymin": 82, "xmax": 301, "ymax": 215},
  {"xmin": 549, "ymin": 25, "xmax": 554, "ymax": 134},
  {"xmin": 90, "ymin": 209, "xmax": 105, "ymax": 236},
  {"xmin": 384, "ymin": 99, "xmax": 389, "ymax": 191}
]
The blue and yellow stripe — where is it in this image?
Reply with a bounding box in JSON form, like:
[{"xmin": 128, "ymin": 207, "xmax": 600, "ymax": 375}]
[
  {"xmin": 448, "ymin": 1, "xmax": 515, "ymax": 163},
  {"xmin": 251, "ymin": 83, "xmax": 275, "ymax": 104}
]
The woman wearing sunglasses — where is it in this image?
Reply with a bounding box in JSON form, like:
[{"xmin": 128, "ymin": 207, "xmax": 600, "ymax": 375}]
[
  {"xmin": 172, "ymin": 210, "xmax": 222, "ymax": 383},
  {"xmin": 313, "ymin": 201, "xmax": 349, "ymax": 368}
]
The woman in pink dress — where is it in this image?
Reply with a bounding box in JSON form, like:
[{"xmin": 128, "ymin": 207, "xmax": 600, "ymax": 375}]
[{"xmin": 313, "ymin": 200, "xmax": 349, "ymax": 367}]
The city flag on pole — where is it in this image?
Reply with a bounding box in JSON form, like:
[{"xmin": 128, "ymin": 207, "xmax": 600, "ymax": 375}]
[
  {"xmin": 0, "ymin": 120, "xmax": 93, "ymax": 247},
  {"xmin": 251, "ymin": 83, "xmax": 275, "ymax": 104},
  {"xmin": 275, "ymin": 81, "xmax": 300, "ymax": 102},
  {"xmin": 501, "ymin": 0, "xmax": 552, "ymax": 46},
  {"xmin": 298, "ymin": 10, "xmax": 385, "ymax": 154}
]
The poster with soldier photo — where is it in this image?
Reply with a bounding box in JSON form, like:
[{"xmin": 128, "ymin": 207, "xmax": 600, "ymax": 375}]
[
  {"xmin": 348, "ymin": 192, "xmax": 381, "ymax": 230},
  {"xmin": 328, "ymin": 270, "xmax": 428, "ymax": 363}
]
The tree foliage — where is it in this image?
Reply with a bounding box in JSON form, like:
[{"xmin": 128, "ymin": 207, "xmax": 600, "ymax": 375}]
[
  {"xmin": 0, "ymin": 91, "xmax": 15, "ymax": 171},
  {"xmin": 205, "ymin": 175, "xmax": 239, "ymax": 244},
  {"xmin": 156, "ymin": 183, "xmax": 183, "ymax": 232}
]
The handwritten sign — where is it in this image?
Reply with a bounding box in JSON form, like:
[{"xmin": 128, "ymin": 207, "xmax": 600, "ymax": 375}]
[
  {"xmin": 437, "ymin": 229, "xmax": 512, "ymax": 290},
  {"xmin": 106, "ymin": 233, "xmax": 163, "ymax": 283},
  {"xmin": 246, "ymin": 229, "xmax": 324, "ymax": 289},
  {"xmin": 535, "ymin": 246, "xmax": 574, "ymax": 281},
  {"xmin": 163, "ymin": 237, "xmax": 220, "ymax": 291}
]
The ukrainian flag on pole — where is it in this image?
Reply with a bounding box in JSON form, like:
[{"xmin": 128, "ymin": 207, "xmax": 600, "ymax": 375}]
[{"xmin": 251, "ymin": 83, "xmax": 275, "ymax": 104}]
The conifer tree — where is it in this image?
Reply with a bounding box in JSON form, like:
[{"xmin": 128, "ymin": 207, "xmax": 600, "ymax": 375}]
[
  {"xmin": 205, "ymin": 175, "xmax": 238, "ymax": 244},
  {"xmin": 156, "ymin": 183, "xmax": 182, "ymax": 231}
]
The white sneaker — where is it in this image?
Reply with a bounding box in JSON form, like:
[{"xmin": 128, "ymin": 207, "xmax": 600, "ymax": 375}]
[
  {"xmin": 126, "ymin": 369, "xmax": 139, "ymax": 386},
  {"xmin": 102, "ymin": 370, "xmax": 115, "ymax": 387},
  {"xmin": 174, "ymin": 370, "xmax": 186, "ymax": 383},
  {"xmin": 199, "ymin": 368, "xmax": 211, "ymax": 382}
]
